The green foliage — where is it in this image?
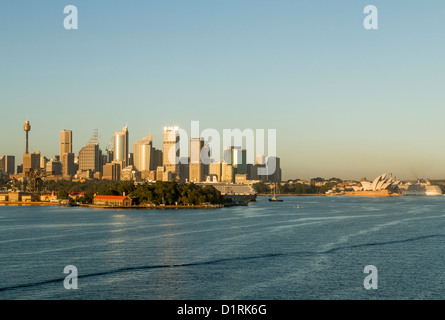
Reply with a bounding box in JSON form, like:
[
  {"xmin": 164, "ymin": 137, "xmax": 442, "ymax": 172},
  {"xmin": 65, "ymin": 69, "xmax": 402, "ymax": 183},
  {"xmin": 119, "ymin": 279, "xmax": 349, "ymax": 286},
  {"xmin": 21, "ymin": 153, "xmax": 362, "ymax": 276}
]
[
  {"xmin": 130, "ymin": 181, "xmax": 223, "ymax": 205},
  {"xmin": 252, "ymin": 182, "xmax": 270, "ymax": 194},
  {"xmin": 57, "ymin": 190, "xmax": 68, "ymax": 199},
  {"xmin": 0, "ymin": 176, "xmax": 11, "ymax": 190},
  {"xmin": 38, "ymin": 179, "xmax": 223, "ymax": 205}
]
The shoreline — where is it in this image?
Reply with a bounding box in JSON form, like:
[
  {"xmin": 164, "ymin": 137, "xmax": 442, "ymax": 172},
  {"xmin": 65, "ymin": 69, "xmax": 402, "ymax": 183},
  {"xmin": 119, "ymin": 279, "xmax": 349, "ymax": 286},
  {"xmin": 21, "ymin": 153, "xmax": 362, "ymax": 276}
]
[
  {"xmin": 0, "ymin": 202, "xmax": 61, "ymax": 206},
  {"xmin": 82, "ymin": 204, "xmax": 224, "ymax": 210},
  {"xmin": 0, "ymin": 202, "xmax": 224, "ymax": 209},
  {"xmin": 258, "ymin": 192, "xmax": 406, "ymax": 198},
  {"xmin": 258, "ymin": 194, "xmax": 326, "ymax": 197}
]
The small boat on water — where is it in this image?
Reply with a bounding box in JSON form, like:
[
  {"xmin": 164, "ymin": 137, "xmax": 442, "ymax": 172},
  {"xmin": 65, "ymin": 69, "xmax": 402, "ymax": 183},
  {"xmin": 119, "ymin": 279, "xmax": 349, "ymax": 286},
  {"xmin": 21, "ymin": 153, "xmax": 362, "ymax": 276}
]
[
  {"xmin": 269, "ymin": 183, "xmax": 283, "ymax": 202},
  {"xmin": 269, "ymin": 195, "xmax": 283, "ymax": 202}
]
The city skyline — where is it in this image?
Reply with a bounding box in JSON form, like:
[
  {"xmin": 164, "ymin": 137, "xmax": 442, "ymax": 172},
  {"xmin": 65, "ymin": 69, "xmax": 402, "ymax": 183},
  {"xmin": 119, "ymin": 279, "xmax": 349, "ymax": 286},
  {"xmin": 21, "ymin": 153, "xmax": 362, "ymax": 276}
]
[
  {"xmin": 2, "ymin": 1, "xmax": 445, "ymax": 180},
  {"xmin": 1, "ymin": 119, "xmax": 282, "ymax": 185}
]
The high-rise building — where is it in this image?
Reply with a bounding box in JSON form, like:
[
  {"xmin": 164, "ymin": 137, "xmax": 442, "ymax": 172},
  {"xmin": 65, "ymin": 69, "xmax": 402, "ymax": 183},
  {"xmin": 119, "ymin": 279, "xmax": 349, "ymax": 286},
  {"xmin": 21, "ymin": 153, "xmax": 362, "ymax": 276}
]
[
  {"xmin": 152, "ymin": 148, "xmax": 163, "ymax": 170},
  {"xmin": 162, "ymin": 126, "xmax": 180, "ymax": 178},
  {"xmin": 46, "ymin": 159, "xmax": 62, "ymax": 176},
  {"xmin": 40, "ymin": 156, "xmax": 48, "ymax": 170},
  {"xmin": 0, "ymin": 156, "xmax": 15, "ymax": 175},
  {"xmin": 224, "ymin": 146, "xmax": 246, "ymax": 174},
  {"xmin": 23, "ymin": 152, "xmax": 40, "ymax": 175},
  {"xmin": 265, "ymin": 156, "xmax": 282, "ymax": 183},
  {"xmin": 232, "ymin": 147, "xmax": 247, "ymax": 174},
  {"xmin": 106, "ymin": 148, "xmax": 114, "ymax": 163},
  {"xmin": 103, "ymin": 162, "xmax": 121, "ymax": 181},
  {"xmin": 133, "ymin": 135, "xmax": 153, "ymax": 172},
  {"xmin": 78, "ymin": 144, "xmax": 102, "ymax": 173},
  {"xmin": 221, "ymin": 162, "xmax": 234, "ymax": 183},
  {"xmin": 189, "ymin": 137, "xmax": 204, "ymax": 182},
  {"xmin": 179, "ymin": 156, "xmax": 189, "ymax": 182},
  {"xmin": 60, "ymin": 130, "xmax": 72, "ymax": 156},
  {"xmin": 256, "ymin": 154, "xmax": 265, "ymax": 165},
  {"xmin": 78, "ymin": 131, "xmax": 102, "ymax": 174},
  {"xmin": 62, "ymin": 153, "xmax": 76, "ymax": 177},
  {"xmin": 202, "ymin": 143, "xmax": 211, "ymax": 178},
  {"xmin": 60, "ymin": 130, "xmax": 74, "ymax": 178},
  {"xmin": 209, "ymin": 161, "xmax": 222, "ymax": 182},
  {"xmin": 114, "ymin": 125, "xmax": 129, "ymax": 168},
  {"xmin": 223, "ymin": 146, "xmax": 234, "ymax": 164}
]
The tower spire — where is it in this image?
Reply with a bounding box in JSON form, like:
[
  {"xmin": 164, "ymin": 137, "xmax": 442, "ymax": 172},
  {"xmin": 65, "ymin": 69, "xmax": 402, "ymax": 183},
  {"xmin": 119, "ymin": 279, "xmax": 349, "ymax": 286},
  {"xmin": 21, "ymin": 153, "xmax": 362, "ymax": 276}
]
[{"xmin": 23, "ymin": 119, "xmax": 31, "ymax": 154}]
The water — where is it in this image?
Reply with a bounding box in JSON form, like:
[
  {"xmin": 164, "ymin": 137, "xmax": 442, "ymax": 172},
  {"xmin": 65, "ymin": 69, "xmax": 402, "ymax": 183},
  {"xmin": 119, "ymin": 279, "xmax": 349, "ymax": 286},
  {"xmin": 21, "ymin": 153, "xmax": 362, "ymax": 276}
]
[{"xmin": 1, "ymin": 196, "xmax": 445, "ymax": 300}]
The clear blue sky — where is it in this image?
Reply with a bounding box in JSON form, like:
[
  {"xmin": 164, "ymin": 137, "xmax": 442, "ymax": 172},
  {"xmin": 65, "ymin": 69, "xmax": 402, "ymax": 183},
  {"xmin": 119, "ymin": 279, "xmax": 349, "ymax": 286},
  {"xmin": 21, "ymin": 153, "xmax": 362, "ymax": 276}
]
[{"xmin": 1, "ymin": 1, "xmax": 445, "ymax": 180}]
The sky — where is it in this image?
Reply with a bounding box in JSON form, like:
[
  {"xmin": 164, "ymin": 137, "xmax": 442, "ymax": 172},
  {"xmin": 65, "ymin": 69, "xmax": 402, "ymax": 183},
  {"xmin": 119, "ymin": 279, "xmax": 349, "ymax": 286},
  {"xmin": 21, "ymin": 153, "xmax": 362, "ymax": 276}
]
[{"xmin": 1, "ymin": 1, "xmax": 445, "ymax": 181}]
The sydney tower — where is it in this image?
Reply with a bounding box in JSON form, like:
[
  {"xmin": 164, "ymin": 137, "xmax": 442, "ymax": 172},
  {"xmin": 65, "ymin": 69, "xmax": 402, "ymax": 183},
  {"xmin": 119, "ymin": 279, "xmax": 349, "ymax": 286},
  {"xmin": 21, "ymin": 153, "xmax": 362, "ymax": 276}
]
[{"xmin": 24, "ymin": 120, "xmax": 31, "ymax": 154}]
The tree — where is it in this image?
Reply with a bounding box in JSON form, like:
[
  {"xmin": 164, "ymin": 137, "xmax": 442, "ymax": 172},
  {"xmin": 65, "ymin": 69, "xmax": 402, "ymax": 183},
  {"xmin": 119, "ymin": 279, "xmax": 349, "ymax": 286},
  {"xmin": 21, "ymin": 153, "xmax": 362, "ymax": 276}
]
[
  {"xmin": 252, "ymin": 182, "xmax": 270, "ymax": 194},
  {"xmin": 58, "ymin": 190, "xmax": 68, "ymax": 199}
]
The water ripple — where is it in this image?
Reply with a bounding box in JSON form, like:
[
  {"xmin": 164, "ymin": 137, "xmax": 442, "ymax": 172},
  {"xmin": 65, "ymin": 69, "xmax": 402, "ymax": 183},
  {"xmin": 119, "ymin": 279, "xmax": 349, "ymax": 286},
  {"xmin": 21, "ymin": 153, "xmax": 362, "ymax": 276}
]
[{"xmin": 1, "ymin": 233, "xmax": 443, "ymax": 293}]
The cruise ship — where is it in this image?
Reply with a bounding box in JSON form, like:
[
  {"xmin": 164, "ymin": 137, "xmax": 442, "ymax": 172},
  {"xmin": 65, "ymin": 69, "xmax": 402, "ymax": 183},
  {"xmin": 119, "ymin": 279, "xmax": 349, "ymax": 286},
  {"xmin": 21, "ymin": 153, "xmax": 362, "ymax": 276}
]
[{"xmin": 397, "ymin": 183, "xmax": 443, "ymax": 196}]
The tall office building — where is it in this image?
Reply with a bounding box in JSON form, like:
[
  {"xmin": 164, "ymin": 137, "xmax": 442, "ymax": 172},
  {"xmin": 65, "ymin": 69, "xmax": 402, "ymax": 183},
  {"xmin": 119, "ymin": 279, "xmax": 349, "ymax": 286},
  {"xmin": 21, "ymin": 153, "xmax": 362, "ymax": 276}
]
[
  {"xmin": 189, "ymin": 137, "xmax": 204, "ymax": 182},
  {"xmin": 133, "ymin": 135, "xmax": 154, "ymax": 172},
  {"xmin": 46, "ymin": 159, "xmax": 62, "ymax": 176},
  {"xmin": 224, "ymin": 146, "xmax": 246, "ymax": 174},
  {"xmin": 78, "ymin": 130, "xmax": 102, "ymax": 173},
  {"xmin": 0, "ymin": 156, "xmax": 15, "ymax": 175},
  {"xmin": 23, "ymin": 152, "xmax": 40, "ymax": 175},
  {"xmin": 60, "ymin": 130, "xmax": 74, "ymax": 177},
  {"xmin": 232, "ymin": 147, "xmax": 247, "ymax": 174},
  {"xmin": 209, "ymin": 161, "xmax": 222, "ymax": 182},
  {"xmin": 223, "ymin": 146, "xmax": 234, "ymax": 164},
  {"xmin": 162, "ymin": 126, "xmax": 180, "ymax": 178},
  {"xmin": 221, "ymin": 162, "xmax": 234, "ymax": 183},
  {"xmin": 103, "ymin": 162, "xmax": 121, "ymax": 181},
  {"xmin": 60, "ymin": 130, "xmax": 72, "ymax": 156},
  {"xmin": 265, "ymin": 156, "xmax": 282, "ymax": 183},
  {"xmin": 40, "ymin": 156, "xmax": 48, "ymax": 170},
  {"xmin": 256, "ymin": 154, "xmax": 265, "ymax": 165},
  {"xmin": 78, "ymin": 144, "xmax": 102, "ymax": 173},
  {"xmin": 152, "ymin": 148, "xmax": 163, "ymax": 170},
  {"xmin": 114, "ymin": 125, "xmax": 129, "ymax": 168},
  {"xmin": 62, "ymin": 153, "xmax": 76, "ymax": 177}
]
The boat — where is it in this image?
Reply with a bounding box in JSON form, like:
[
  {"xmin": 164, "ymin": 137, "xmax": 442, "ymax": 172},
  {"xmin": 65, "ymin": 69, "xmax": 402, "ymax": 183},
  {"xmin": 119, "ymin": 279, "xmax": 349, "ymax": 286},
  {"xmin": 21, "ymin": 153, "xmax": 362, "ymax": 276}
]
[
  {"xmin": 269, "ymin": 195, "xmax": 283, "ymax": 202},
  {"xmin": 269, "ymin": 183, "xmax": 283, "ymax": 202}
]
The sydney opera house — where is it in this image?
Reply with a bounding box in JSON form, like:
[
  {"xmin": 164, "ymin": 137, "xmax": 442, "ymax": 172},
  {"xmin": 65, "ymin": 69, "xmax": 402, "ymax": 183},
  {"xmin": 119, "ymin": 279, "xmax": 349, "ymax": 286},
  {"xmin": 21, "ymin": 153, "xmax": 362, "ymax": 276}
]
[
  {"xmin": 360, "ymin": 173, "xmax": 401, "ymax": 192},
  {"xmin": 359, "ymin": 173, "xmax": 442, "ymax": 196}
]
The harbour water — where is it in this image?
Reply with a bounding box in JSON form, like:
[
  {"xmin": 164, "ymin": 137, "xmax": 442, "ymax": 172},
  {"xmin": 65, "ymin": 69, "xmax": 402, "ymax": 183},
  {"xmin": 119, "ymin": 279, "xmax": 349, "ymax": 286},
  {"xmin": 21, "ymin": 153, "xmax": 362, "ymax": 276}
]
[{"xmin": 1, "ymin": 195, "xmax": 445, "ymax": 300}]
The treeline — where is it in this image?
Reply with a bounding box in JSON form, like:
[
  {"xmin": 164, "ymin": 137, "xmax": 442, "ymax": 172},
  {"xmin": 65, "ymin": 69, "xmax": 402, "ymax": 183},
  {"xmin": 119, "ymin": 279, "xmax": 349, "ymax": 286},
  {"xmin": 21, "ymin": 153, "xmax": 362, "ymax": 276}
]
[
  {"xmin": 131, "ymin": 182, "xmax": 224, "ymax": 205},
  {"xmin": 41, "ymin": 179, "xmax": 223, "ymax": 205},
  {"xmin": 252, "ymin": 181, "xmax": 337, "ymax": 195}
]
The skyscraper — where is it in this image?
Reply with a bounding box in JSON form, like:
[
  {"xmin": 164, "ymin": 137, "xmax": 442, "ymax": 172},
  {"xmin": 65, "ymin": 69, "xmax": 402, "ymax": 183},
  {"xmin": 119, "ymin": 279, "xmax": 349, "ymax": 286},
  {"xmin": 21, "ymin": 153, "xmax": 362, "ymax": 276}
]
[
  {"xmin": 256, "ymin": 154, "xmax": 265, "ymax": 165},
  {"xmin": 62, "ymin": 153, "xmax": 75, "ymax": 177},
  {"xmin": 224, "ymin": 146, "xmax": 246, "ymax": 174},
  {"xmin": 60, "ymin": 130, "xmax": 72, "ymax": 156},
  {"xmin": 60, "ymin": 130, "xmax": 74, "ymax": 177},
  {"xmin": 209, "ymin": 161, "xmax": 222, "ymax": 182},
  {"xmin": 114, "ymin": 125, "xmax": 129, "ymax": 168},
  {"xmin": 0, "ymin": 156, "xmax": 15, "ymax": 175},
  {"xmin": 78, "ymin": 144, "xmax": 102, "ymax": 173},
  {"xmin": 162, "ymin": 126, "xmax": 180, "ymax": 178},
  {"xmin": 133, "ymin": 135, "xmax": 153, "ymax": 172},
  {"xmin": 189, "ymin": 137, "xmax": 204, "ymax": 182},
  {"xmin": 265, "ymin": 156, "xmax": 282, "ymax": 183},
  {"xmin": 78, "ymin": 131, "xmax": 102, "ymax": 173},
  {"xmin": 23, "ymin": 152, "xmax": 40, "ymax": 175},
  {"xmin": 233, "ymin": 148, "xmax": 247, "ymax": 174},
  {"xmin": 102, "ymin": 162, "xmax": 121, "ymax": 181}
]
